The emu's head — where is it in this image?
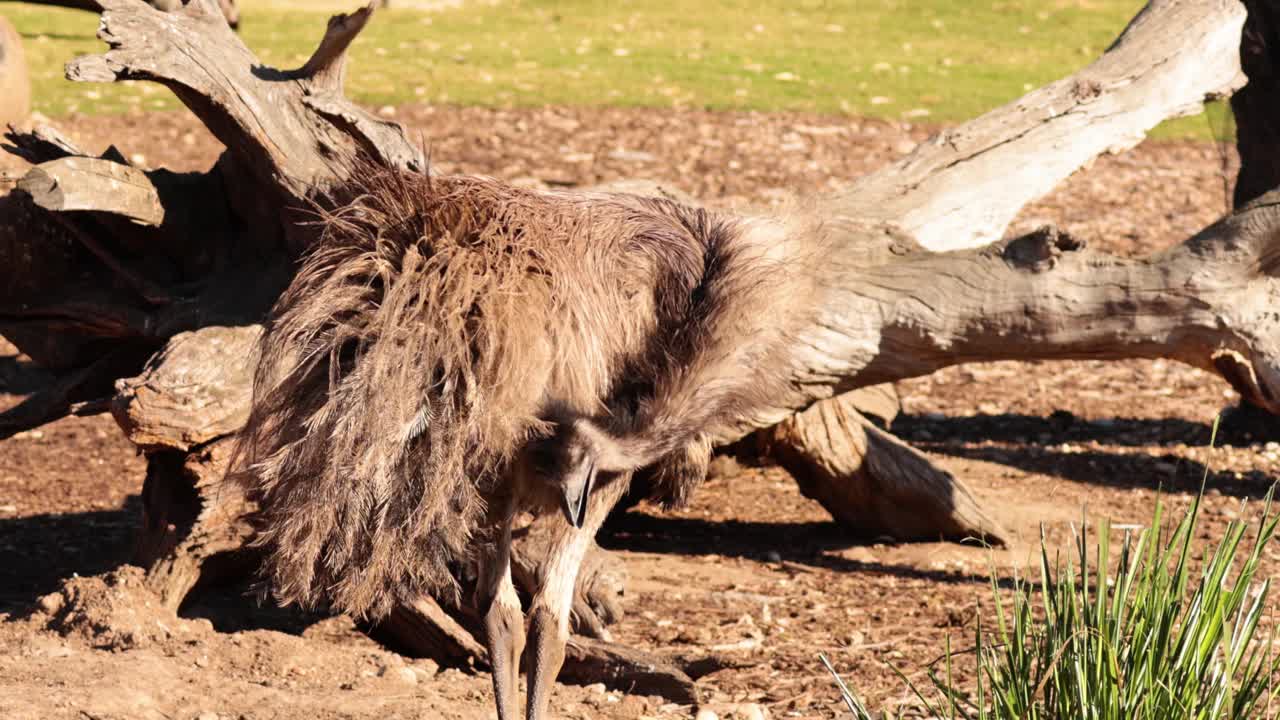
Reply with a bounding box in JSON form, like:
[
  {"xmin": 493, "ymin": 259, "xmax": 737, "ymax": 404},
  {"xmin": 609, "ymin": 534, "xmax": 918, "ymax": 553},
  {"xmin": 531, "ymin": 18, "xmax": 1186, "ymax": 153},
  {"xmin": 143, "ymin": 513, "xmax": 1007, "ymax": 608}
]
[
  {"xmin": 551, "ymin": 426, "xmax": 597, "ymax": 529},
  {"xmin": 533, "ymin": 417, "xmax": 633, "ymax": 529}
]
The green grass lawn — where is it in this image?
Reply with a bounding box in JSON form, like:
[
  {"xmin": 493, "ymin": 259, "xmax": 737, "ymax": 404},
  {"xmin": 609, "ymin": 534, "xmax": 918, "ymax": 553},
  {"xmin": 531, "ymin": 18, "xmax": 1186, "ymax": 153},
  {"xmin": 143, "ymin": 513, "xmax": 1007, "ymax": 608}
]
[{"xmin": 1, "ymin": 0, "xmax": 1225, "ymax": 138}]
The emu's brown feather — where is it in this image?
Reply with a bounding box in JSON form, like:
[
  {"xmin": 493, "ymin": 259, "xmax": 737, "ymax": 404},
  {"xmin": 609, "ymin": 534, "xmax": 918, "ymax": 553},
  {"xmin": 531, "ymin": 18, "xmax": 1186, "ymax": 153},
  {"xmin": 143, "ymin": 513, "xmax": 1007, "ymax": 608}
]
[{"xmin": 231, "ymin": 165, "xmax": 812, "ymax": 620}]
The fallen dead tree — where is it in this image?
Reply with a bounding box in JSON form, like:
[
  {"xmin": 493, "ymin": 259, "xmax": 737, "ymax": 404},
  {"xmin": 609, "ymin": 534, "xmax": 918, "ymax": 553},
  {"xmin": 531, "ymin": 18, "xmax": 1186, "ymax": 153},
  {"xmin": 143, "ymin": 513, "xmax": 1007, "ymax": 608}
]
[{"xmin": 1, "ymin": 0, "xmax": 1277, "ymax": 700}]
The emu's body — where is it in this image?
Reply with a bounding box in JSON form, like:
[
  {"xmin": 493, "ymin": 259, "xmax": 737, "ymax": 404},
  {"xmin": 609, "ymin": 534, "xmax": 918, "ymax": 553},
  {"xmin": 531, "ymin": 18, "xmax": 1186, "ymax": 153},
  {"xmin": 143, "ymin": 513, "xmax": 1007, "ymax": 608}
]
[{"xmin": 232, "ymin": 167, "xmax": 815, "ymax": 719}]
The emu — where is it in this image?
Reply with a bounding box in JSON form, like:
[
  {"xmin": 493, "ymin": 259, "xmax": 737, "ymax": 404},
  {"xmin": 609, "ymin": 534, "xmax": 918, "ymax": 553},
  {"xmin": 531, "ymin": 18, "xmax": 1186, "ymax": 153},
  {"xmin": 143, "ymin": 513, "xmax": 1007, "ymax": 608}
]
[{"xmin": 231, "ymin": 166, "xmax": 815, "ymax": 719}]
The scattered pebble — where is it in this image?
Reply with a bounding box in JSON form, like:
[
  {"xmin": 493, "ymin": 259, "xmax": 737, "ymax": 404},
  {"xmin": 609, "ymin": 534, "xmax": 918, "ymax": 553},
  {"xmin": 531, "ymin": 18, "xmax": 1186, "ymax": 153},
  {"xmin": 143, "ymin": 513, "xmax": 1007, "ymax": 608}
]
[
  {"xmin": 379, "ymin": 665, "xmax": 419, "ymax": 684},
  {"xmin": 36, "ymin": 593, "xmax": 63, "ymax": 615},
  {"xmin": 607, "ymin": 149, "xmax": 655, "ymax": 163}
]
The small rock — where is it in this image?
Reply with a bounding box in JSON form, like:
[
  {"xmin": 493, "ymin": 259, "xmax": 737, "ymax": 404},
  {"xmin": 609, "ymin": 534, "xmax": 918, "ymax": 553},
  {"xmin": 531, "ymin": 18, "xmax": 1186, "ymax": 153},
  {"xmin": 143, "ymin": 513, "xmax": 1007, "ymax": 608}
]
[
  {"xmin": 607, "ymin": 149, "xmax": 655, "ymax": 163},
  {"xmin": 36, "ymin": 592, "xmax": 63, "ymax": 614},
  {"xmin": 194, "ymin": 655, "xmax": 210, "ymax": 668},
  {"xmin": 764, "ymin": 550, "xmax": 782, "ymax": 563},
  {"xmin": 378, "ymin": 105, "xmax": 396, "ymax": 117},
  {"xmin": 695, "ymin": 710, "xmax": 719, "ymax": 720},
  {"xmin": 195, "ymin": 713, "xmax": 219, "ymax": 720},
  {"xmin": 379, "ymin": 666, "xmax": 418, "ymax": 684},
  {"xmin": 737, "ymin": 703, "xmax": 766, "ymax": 720},
  {"xmin": 586, "ymin": 682, "xmax": 607, "ymax": 694}
]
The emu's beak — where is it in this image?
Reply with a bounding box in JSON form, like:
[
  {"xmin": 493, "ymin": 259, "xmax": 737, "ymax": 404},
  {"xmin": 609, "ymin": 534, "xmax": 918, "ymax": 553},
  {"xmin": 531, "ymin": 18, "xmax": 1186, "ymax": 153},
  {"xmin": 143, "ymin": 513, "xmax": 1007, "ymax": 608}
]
[{"xmin": 559, "ymin": 456, "xmax": 596, "ymax": 529}]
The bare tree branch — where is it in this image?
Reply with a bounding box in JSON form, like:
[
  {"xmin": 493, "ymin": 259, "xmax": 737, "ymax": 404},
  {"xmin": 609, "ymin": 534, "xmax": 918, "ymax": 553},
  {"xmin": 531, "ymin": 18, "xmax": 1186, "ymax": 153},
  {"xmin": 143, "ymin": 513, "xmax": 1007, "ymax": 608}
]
[{"xmin": 823, "ymin": 0, "xmax": 1246, "ymax": 251}]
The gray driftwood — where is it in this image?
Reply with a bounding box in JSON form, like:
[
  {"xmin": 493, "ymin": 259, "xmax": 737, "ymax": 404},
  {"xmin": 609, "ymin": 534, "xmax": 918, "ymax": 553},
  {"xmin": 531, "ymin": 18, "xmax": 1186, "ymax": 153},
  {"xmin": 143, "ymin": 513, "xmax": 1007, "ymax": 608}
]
[
  {"xmin": 1, "ymin": 0, "xmax": 1278, "ymax": 695},
  {"xmin": 19, "ymin": 157, "xmax": 165, "ymax": 226}
]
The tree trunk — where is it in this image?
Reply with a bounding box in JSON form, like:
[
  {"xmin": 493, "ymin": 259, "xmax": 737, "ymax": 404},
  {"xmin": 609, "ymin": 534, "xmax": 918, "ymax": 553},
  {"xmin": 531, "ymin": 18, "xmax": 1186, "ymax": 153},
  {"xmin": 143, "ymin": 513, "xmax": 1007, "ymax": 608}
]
[
  {"xmin": 0, "ymin": 15, "xmax": 30, "ymax": 131},
  {"xmin": 833, "ymin": 0, "xmax": 1245, "ymax": 252},
  {"xmin": 1234, "ymin": 0, "xmax": 1280, "ymax": 208},
  {"xmin": 1, "ymin": 0, "xmax": 1273, "ymax": 680}
]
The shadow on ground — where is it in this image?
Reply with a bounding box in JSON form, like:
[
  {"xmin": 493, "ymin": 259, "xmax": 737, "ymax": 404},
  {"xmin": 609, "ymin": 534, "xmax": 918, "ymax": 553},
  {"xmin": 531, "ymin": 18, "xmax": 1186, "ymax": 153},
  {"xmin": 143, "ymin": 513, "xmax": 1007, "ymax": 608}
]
[
  {"xmin": 892, "ymin": 411, "xmax": 1277, "ymax": 501},
  {"xmin": 0, "ymin": 500, "xmax": 138, "ymax": 614},
  {"xmin": 602, "ymin": 512, "xmax": 997, "ymax": 587}
]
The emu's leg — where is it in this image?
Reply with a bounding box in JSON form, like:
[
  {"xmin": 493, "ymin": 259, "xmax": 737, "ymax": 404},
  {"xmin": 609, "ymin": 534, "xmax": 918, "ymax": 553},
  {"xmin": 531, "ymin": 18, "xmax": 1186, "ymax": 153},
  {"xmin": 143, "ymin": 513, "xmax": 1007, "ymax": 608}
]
[
  {"xmin": 478, "ymin": 515, "xmax": 525, "ymax": 720},
  {"xmin": 525, "ymin": 477, "xmax": 630, "ymax": 720}
]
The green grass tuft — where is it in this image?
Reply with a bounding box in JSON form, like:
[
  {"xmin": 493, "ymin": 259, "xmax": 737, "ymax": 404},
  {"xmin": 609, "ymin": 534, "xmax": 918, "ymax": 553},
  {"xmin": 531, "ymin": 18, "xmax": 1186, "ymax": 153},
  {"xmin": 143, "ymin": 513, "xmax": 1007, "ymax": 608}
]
[{"xmin": 824, "ymin": 427, "xmax": 1280, "ymax": 719}]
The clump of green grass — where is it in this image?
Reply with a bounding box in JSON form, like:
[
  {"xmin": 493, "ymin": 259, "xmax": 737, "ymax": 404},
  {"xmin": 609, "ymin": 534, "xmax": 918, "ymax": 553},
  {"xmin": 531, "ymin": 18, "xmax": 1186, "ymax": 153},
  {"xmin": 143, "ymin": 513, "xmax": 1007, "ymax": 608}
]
[
  {"xmin": 4, "ymin": 0, "xmax": 1217, "ymax": 138},
  {"xmin": 825, "ymin": 481, "xmax": 1280, "ymax": 719}
]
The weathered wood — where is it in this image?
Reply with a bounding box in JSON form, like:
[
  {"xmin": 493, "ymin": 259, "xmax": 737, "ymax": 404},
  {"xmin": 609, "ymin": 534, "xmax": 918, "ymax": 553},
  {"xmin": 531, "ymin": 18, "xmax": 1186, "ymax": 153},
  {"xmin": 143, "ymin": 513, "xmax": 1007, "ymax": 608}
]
[
  {"xmin": 64, "ymin": 0, "xmax": 422, "ymax": 243},
  {"xmin": 764, "ymin": 391, "xmax": 1005, "ymax": 544},
  {"xmin": 112, "ymin": 325, "xmax": 260, "ymax": 451},
  {"xmin": 18, "ymin": 157, "xmax": 165, "ymax": 225},
  {"xmin": 2, "ymin": 124, "xmax": 84, "ymax": 165},
  {"xmin": 561, "ymin": 637, "xmax": 700, "ymax": 705},
  {"xmin": 767, "ymin": 217, "xmax": 1280, "ymax": 419},
  {"xmin": 831, "ymin": 0, "xmax": 1246, "ymax": 251},
  {"xmin": 369, "ymin": 596, "xmax": 489, "ymax": 665},
  {"xmin": 134, "ymin": 438, "xmax": 256, "ymax": 610}
]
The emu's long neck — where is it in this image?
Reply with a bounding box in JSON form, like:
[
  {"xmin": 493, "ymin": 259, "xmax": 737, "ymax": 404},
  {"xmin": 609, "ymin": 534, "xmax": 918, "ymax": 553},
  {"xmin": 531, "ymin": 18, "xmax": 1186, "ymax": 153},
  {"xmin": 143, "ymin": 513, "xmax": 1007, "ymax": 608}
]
[
  {"xmin": 579, "ymin": 217, "xmax": 806, "ymax": 473},
  {"xmin": 571, "ymin": 418, "xmax": 676, "ymax": 473}
]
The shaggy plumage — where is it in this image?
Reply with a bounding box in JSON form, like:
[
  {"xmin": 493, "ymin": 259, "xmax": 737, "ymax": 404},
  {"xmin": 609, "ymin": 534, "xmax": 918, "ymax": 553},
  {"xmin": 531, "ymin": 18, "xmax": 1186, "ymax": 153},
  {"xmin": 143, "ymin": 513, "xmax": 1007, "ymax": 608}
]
[{"xmin": 231, "ymin": 164, "xmax": 811, "ymax": 621}]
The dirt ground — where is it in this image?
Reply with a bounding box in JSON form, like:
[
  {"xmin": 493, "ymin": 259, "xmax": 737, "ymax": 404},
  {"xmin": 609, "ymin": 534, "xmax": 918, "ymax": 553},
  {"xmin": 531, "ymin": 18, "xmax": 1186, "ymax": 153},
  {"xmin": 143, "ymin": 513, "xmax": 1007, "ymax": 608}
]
[{"xmin": 2, "ymin": 104, "xmax": 1276, "ymax": 720}]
